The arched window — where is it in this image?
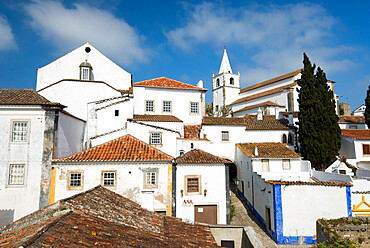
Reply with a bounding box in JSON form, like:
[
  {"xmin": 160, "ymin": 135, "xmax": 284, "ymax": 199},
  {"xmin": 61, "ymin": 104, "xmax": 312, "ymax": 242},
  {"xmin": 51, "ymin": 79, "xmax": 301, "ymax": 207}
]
[
  {"xmin": 282, "ymin": 134, "xmax": 287, "ymax": 144},
  {"xmin": 216, "ymin": 78, "xmax": 220, "ymax": 87},
  {"xmin": 230, "ymin": 77, "xmax": 234, "ymax": 85},
  {"xmin": 288, "ymin": 133, "xmax": 294, "ymax": 145}
]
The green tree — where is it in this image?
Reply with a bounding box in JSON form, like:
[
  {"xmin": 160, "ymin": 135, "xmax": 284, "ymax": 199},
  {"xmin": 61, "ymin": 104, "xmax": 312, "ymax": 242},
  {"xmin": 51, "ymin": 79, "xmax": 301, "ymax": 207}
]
[
  {"xmin": 365, "ymin": 85, "xmax": 370, "ymax": 128},
  {"xmin": 297, "ymin": 53, "xmax": 341, "ymax": 171}
]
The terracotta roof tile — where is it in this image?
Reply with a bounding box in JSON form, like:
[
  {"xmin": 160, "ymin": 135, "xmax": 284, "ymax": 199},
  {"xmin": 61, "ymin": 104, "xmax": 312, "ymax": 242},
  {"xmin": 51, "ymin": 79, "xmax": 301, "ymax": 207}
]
[
  {"xmin": 183, "ymin": 125, "xmax": 202, "ymax": 139},
  {"xmin": 0, "ymin": 186, "xmax": 219, "ymax": 247},
  {"xmin": 236, "ymin": 142, "xmax": 301, "ymax": 158},
  {"xmin": 174, "ymin": 149, "xmax": 229, "ymax": 164},
  {"xmin": 279, "ymin": 111, "xmax": 299, "ymax": 118},
  {"xmin": 231, "ymin": 82, "xmax": 297, "ymax": 105},
  {"xmin": 240, "ymin": 69, "xmax": 302, "ymax": 93},
  {"xmin": 52, "ymin": 134, "xmax": 173, "ymax": 162},
  {"xmin": 341, "ymin": 129, "xmax": 370, "ymax": 140},
  {"xmin": 245, "ymin": 119, "xmax": 290, "ymax": 130},
  {"xmin": 266, "ymin": 180, "xmax": 351, "ymax": 187},
  {"xmin": 133, "ymin": 77, "xmax": 207, "ymax": 91},
  {"xmin": 338, "ymin": 116, "xmax": 365, "ymax": 124},
  {"xmin": 202, "ymin": 116, "xmax": 289, "ymax": 130},
  {"xmin": 0, "ymin": 89, "xmax": 62, "ymax": 106},
  {"xmin": 130, "ymin": 114, "xmax": 183, "ymax": 122},
  {"xmin": 233, "ymin": 101, "xmax": 284, "ymax": 113}
]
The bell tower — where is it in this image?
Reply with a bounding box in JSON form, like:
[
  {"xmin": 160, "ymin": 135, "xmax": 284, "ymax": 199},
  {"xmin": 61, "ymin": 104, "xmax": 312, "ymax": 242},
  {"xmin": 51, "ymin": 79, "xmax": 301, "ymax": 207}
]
[{"xmin": 212, "ymin": 48, "xmax": 240, "ymax": 115}]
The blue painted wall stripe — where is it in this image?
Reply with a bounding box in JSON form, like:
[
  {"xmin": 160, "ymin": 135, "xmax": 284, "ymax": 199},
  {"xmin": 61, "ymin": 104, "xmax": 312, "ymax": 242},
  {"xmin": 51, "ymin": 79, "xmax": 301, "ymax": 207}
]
[
  {"xmin": 346, "ymin": 186, "xmax": 352, "ymax": 217},
  {"xmin": 273, "ymin": 184, "xmax": 284, "ymax": 243}
]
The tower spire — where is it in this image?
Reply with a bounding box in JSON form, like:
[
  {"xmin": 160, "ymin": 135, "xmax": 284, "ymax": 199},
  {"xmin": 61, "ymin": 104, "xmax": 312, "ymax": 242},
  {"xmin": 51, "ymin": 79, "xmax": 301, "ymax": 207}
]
[{"xmin": 219, "ymin": 48, "xmax": 232, "ymax": 74}]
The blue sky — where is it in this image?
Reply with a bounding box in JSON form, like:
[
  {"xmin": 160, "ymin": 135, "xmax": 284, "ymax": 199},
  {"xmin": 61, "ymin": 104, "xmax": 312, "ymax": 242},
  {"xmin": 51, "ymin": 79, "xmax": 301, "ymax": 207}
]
[{"xmin": 0, "ymin": 0, "xmax": 369, "ymax": 110}]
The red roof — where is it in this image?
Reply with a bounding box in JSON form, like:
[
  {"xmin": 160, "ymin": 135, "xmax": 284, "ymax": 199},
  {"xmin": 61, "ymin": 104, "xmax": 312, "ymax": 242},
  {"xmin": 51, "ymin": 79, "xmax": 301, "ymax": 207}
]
[
  {"xmin": 341, "ymin": 129, "xmax": 370, "ymax": 140},
  {"xmin": 53, "ymin": 134, "xmax": 173, "ymax": 162},
  {"xmin": 233, "ymin": 101, "xmax": 284, "ymax": 114},
  {"xmin": 0, "ymin": 89, "xmax": 63, "ymax": 106},
  {"xmin": 174, "ymin": 149, "xmax": 229, "ymax": 164},
  {"xmin": 0, "ymin": 186, "xmax": 219, "ymax": 247},
  {"xmin": 133, "ymin": 77, "xmax": 207, "ymax": 91},
  {"xmin": 130, "ymin": 114, "xmax": 183, "ymax": 122},
  {"xmin": 237, "ymin": 143, "xmax": 301, "ymax": 158},
  {"xmin": 338, "ymin": 116, "xmax": 365, "ymax": 124}
]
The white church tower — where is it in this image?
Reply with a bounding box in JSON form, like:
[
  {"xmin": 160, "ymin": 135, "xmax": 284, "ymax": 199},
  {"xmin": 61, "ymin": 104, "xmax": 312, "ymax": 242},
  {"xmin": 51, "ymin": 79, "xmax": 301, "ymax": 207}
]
[{"xmin": 212, "ymin": 48, "xmax": 240, "ymax": 114}]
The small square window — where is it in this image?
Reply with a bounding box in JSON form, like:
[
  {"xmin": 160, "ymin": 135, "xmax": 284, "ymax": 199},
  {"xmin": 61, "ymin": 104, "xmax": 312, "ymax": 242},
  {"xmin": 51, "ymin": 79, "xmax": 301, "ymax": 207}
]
[
  {"xmin": 186, "ymin": 176, "xmax": 200, "ymax": 193},
  {"xmin": 282, "ymin": 159, "xmax": 291, "ymax": 170},
  {"xmin": 146, "ymin": 100, "xmax": 154, "ymax": 112},
  {"xmin": 9, "ymin": 164, "xmax": 25, "ymax": 185},
  {"xmin": 363, "ymin": 144, "xmax": 370, "ymax": 155},
  {"xmin": 115, "ymin": 110, "xmax": 119, "ymax": 116},
  {"xmin": 190, "ymin": 102, "xmax": 199, "ymax": 114},
  {"xmin": 12, "ymin": 121, "xmax": 28, "ymax": 142},
  {"xmin": 150, "ymin": 132, "xmax": 161, "ymax": 145},
  {"xmin": 69, "ymin": 173, "xmax": 82, "ymax": 187},
  {"xmin": 146, "ymin": 172, "xmax": 157, "ymax": 185},
  {"xmin": 102, "ymin": 171, "xmax": 116, "ymax": 186},
  {"xmin": 221, "ymin": 131, "xmax": 229, "ymax": 141},
  {"xmin": 163, "ymin": 101, "xmax": 171, "ymax": 112}
]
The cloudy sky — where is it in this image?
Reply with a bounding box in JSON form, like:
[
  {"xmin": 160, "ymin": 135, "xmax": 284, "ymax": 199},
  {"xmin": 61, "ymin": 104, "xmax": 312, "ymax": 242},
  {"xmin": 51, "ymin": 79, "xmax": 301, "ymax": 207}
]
[{"xmin": 0, "ymin": 0, "xmax": 369, "ymax": 110}]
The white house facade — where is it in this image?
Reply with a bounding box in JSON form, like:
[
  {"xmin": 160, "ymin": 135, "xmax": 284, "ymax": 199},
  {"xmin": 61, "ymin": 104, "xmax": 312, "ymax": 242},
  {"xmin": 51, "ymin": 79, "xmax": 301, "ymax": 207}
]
[{"xmin": 340, "ymin": 129, "xmax": 370, "ymax": 169}]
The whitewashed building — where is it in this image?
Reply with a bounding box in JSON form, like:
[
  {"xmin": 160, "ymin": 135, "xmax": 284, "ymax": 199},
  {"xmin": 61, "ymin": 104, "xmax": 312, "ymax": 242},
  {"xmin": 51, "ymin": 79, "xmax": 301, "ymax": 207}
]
[
  {"xmin": 352, "ymin": 104, "xmax": 366, "ymax": 116},
  {"xmin": 234, "ymin": 142, "xmax": 352, "ymax": 245},
  {"xmin": 340, "ymin": 129, "xmax": 370, "ymax": 169},
  {"xmin": 0, "ymin": 89, "xmax": 84, "ymax": 226},
  {"xmin": 51, "ymin": 134, "xmax": 174, "ymax": 215},
  {"xmin": 338, "ymin": 116, "xmax": 368, "ymax": 129},
  {"xmin": 173, "ymin": 149, "xmax": 230, "ymax": 225}
]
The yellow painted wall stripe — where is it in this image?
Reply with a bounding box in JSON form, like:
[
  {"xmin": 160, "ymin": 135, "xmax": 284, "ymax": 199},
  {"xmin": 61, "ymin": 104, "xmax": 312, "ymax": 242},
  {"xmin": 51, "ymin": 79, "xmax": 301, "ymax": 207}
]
[
  {"xmin": 167, "ymin": 165, "xmax": 172, "ymax": 216},
  {"xmin": 49, "ymin": 168, "xmax": 56, "ymax": 205}
]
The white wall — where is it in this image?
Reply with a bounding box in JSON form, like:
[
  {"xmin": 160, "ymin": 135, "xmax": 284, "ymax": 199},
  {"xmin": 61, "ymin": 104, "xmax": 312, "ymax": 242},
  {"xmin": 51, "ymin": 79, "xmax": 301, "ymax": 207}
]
[
  {"xmin": 0, "ymin": 106, "xmax": 46, "ymax": 222},
  {"xmin": 339, "ymin": 123, "xmax": 368, "ymax": 129},
  {"xmin": 36, "ymin": 42, "xmax": 131, "ymax": 91},
  {"xmin": 133, "ymin": 86, "xmax": 205, "ymax": 124},
  {"xmin": 38, "ymin": 80, "xmax": 123, "ymax": 120},
  {"xmin": 175, "ymin": 164, "xmax": 227, "ymax": 224},
  {"xmin": 53, "ymin": 162, "xmax": 172, "ymax": 212},
  {"xmin": 56, "ymin": 111, "xmax": 84, "ymax": 158},
  {"xmin": 351, "ymin": 179, "xmax": 370, "ymax": 215}
]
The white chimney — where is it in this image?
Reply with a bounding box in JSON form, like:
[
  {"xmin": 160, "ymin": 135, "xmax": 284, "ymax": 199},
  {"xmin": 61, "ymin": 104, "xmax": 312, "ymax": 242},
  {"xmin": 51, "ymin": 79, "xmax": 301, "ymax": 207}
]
[
  {"xmin": 288, "ymin": 111, "xmax": 294, "ymax": 126},
  {"xmin": 257, "ymin": 107, "xmax": 263, "ymax": 120},
  {"xmin": 197, "ymin": 80, "xmax": 203, "ymax": 88},
  {"xmin": 254, "ymin": 146, "xmax": 259, "ymax": 156},
  {"xmin": 275, "ymin": 107, "xmax": 280, "ymax": 119}
]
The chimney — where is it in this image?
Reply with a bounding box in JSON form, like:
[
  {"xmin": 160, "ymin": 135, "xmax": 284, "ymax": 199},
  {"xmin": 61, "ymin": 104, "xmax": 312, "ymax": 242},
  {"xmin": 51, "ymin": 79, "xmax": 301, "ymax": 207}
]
[
  {"xmin": 275, "ymin": 107, "xmax": 280, "ymax": 119},
  {"xmin": 257, "ymin": 107, "xmax": 263, "ymax": 120},
  {"xmin": 197, "ymin": 80, "xmax": 203, "ymax": 88},
  {"xmin": 254, "ymin": 146, "xmax": 258, "ymax": 156},
  {"xmin": 288, "ymin": 111, "xmax": 294, "ymax": 126}
]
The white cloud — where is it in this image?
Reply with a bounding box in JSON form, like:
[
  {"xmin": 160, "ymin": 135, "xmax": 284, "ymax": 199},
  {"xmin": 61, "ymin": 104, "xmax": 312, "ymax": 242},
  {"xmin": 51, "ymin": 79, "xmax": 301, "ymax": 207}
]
[
  {"xmin": 0, "ymin": 15, "xmax": 17, "ymax": 51},
  {"xmin": 25, "ymin": 0, "xmax": 149, "ymax": 66},
  {"xmin": 167, "ymin": 2, "xmax": 356, "ymax": 84}
]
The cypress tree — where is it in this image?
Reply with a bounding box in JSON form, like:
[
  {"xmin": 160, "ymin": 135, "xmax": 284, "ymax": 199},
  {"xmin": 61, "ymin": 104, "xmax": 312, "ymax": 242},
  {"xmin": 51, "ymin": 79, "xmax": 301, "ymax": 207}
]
[
  {"xmin": 297, "ymin": 53, "xmax": 341, "ymax": 170},
  {"xmin": 365, "ymin": 85, "xmax": 370, "ymax": 128}
]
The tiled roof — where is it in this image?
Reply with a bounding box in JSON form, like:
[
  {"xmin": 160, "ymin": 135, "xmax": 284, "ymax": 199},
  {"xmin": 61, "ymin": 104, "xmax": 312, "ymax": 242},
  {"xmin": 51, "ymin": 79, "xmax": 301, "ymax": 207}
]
[
  {"xmin": 183, "ymin": 125, "xmax": 202, "ymax": 139},
  {"xmin": 0, "ymin": 89, "xmax": 62, "ymax": 106},
  {"xmin": 202, "ymin": 115, "xmax": 275, "ymax": 125},
  {"xmin": 266, "ymin": 180, "xmax": 351, "ymax": 187},
  {"xmin": 231, "ymin": 82, "xmax": 297, "ymax": 105},
  {"xmin": 53, "ymin": 134, "xmax": 173, "ymax": 162},
  {"xmin": 133, "ymin": 77, "xmax": 207, "ymax": 91},
  {"xmin": 236, "ymin": 142, "xmax": 301, "ymax": 158},
  {"xmin": 245, "ymin": 119, "xmax": 290, "ymax": 130},
  {"xmin": 130, "ymin": 114, "xmax": 183, "ymax": 122},
  {"xmin": 240, "ymin": 69, "xmax": 302, "ymax": 93},
  {"xmin": 341, "ymin": 129, "xmax": 370, "ymax": 140},
  {"xmin": 233, "ymin": 101, "xmax": 284, "ymax": 114},
  {"xmin": 118, "ymin": 86, "xmax": 133, "ymax": 94},
  {"xmin": 338, "ymin": 116, "xmax": 365, "ymax": 124},
  {"xmin": 174, "ymin": 149, "xmax": 229, "ymax": 164},
  {"xmin": 0, "ymin": 186, "xmax": 219, "ymax": 247},
  {"xmin": 279, "ymin": 111, "xmax": 299, "ymax": 118}
]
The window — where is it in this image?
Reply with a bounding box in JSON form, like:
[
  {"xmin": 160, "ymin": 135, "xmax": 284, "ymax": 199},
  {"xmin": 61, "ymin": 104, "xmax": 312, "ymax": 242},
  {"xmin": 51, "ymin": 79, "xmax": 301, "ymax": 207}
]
[
  {"xmin": 185, "ymin": 176, "xmax": 200, "ymax": 193},
  {"xmin": 349, "ymin": 125, "xmax": 358, "ymax": 129},
  {"xmin": 288, "ymin": 133, "xmax": 294, "ymax": 145},
  {"xmin": 67, "ymin": 171, "xmax": 84, "ymax": 190},
  {"xmin": 8, "ymin": 164, "xmax": 25, "ymax": 185},
  {"xmin": 146, "ymin": 100, "xmax": 154, "ymax": 112},
  {"xmin": 162, "ymin": 101, "xmax": 171, "ymax": 112},
  {"xmin": 221, "ymin": 240, "xmax": 235, "ymax": 248},
  {"xmin": 230, "ymin": 77, "xmax": 234, "ymax": 85},
  {"xmin": 221, "ymin": 131, "xmax": 229, "ymax": 141},
  {"xmin": 215, "ymin": 105, "xmax": 219, "ymax": 112},
  {"xmin": 363, "ymin": 144, "xmax": 370, "ymax": 155},
  {"xmin": 81, "ymin": 68, "xmax": 90, "ymax": 80},
  {"xmin": 282, "ymin": 134, "xmax": 287, "ymax": 144},
  {"xmin": 102, "ymin": 171, "xmax": 116, "ymax": 186},
  {"xmin": 12, "ymin": 121, "xmax": 28, "ymax": 142},
  {"xmin": 150, "ymin": 132, "xmax": 161, "ymax": 145},
  {"xmin": 216, "ymin": 78, "xmax": 220, "ymax": 87},
  {"xmin": 190, "ymin": 102, "xmax": 199, "ymax": 114},
  {"xmin": 282, "ymin": 159, "xmax": 291, "ymax": 170},
  {"xmin": 115, "ymin": 110, "xmax": 119, "ymax": 116},
  {"xmin": 262, "ymin": 159, "xmax": 269, "ymax": 172},
  {"xmin": 146, "ymin": 171, "xmax": 157, "ymax": 185}
]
